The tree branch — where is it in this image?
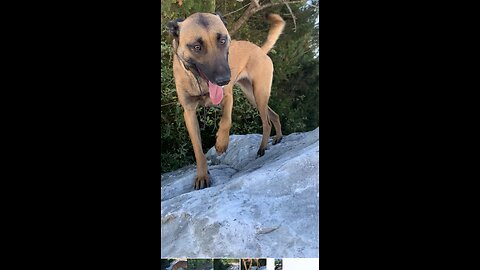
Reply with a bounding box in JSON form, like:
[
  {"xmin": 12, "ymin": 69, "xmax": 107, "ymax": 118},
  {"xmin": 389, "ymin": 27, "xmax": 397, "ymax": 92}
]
[
  {"xmin": 229, "ymin": 0, "xmax": 307, "ymax": 36},
  {"xmin": 282, "ymin": 0, "xmax": 297, "ymax": 32},
  {"xmin": 224, "ymin": 2, "xmax": 251, "ymax": 17},
  {"xmin": 229, "ymin": 3, "xmax": 257, "ymax": 36},
  {"xmin": 161, "ymin": 101, "xmax": 179, "ymax": 107},
  {"xmin": 255, "ymin": 0, "xmax": 306, "ymax": 11}
]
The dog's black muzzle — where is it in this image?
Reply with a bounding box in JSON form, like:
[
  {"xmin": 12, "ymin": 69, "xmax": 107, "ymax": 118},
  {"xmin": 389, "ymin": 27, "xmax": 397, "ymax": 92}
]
[
  {"xmin": 196, "ymin": 61, "xmax": 231, "ymax": 86},
  {"xmin": 214, "ymin": 75, "xmax": 230, "ymax": 86}
]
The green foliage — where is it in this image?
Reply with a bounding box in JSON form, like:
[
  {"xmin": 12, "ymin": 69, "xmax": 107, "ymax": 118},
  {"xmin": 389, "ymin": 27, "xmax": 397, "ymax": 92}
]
[
  {"xmin": 231, "ymin": 86, "xmax": 262, "ymax": 135},
  {"xmin": 161, "ymin": 0, "xmax": 319, "ymax": 173},
  {"xmin": 160, "ymin": 259, "xmax": 175, "ymax": 270},
  {"xmin": 188, "ymin": 259, "xmax": 213, "ymax": 270},
  {"xmin": 213, "ymin": 259, "xmax": 236, "ymax": 270},
  {"xmin": 220, "ymin": 258, "xmax": 239, "ymax": 264},
  {"xmin": 161, "ymin": 40, "xmax": 194, "ymax": 172}
]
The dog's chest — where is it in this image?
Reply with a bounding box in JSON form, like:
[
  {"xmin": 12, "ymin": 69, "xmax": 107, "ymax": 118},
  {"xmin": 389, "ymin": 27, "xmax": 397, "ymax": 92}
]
[
  {"xmin": 183, "ymin": 82, "xmax": 216, "ymax": 107},
  {"xmin": 196, "ymin": 95, "xmax": 215, "ymax": 107}
]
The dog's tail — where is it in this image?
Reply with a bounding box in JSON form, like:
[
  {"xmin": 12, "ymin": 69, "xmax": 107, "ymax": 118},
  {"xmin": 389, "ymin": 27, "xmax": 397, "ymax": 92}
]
[{"xmin": 261, "ymin": 13, "xmax": 285, "ymax": 54}]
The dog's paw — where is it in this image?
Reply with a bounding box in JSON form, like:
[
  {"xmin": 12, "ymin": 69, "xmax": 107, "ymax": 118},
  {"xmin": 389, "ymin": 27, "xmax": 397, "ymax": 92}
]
[
  {"xmin": 193, "ymin": 171, "xmax": 211, "ymax": 190},
  {"xmin": 215, "ymin": 142, "xmax": 228, "ymax": 155},
  {"xmin": 272, "ymin": 135, "xmax": 283, "ymax": 145},
  {"xmin": 215, "ymin": 133, "xmax": 230, "ymax": 154},
  {"xmin": 256, "ymin": 148, "xmax": 265, "ymax": 157}
]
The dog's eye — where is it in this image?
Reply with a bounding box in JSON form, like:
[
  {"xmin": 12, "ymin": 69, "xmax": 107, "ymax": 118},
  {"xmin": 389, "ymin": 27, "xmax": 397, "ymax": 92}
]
[
  {"xmin": 219, "ymin": 39, "xmax": 226, "ymax": 45},
  {"xmin": 194, "ymin": 45, "xmax": 201, "ymax": 51}
]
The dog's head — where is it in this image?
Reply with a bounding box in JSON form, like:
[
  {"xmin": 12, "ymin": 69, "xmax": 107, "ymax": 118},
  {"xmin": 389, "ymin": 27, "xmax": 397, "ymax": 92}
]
[{"xmin": 167, "ymin": 12, "xmax": 231, "ymax": 88}]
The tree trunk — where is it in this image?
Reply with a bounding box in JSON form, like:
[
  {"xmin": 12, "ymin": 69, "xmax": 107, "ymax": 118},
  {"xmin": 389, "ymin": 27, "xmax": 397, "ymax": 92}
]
[{"xmin": 229, "ymin": 3, "xmax": 257, "ymax": 36}]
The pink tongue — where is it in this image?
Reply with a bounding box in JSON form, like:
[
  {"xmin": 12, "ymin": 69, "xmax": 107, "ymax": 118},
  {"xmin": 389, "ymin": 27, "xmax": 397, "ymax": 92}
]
[{"xmin": 208, "ymin": 81, "xmax": 224, "ymax": 105}]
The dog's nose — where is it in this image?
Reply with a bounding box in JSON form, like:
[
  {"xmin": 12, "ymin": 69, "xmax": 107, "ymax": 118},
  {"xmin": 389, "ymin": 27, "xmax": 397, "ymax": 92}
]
[{"xmin": 215, "ymin": 76, "xmax": 230, "ymax": 86}]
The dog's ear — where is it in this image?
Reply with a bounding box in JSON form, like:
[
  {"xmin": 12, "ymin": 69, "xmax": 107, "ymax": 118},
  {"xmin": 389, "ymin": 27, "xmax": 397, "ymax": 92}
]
[
  {"xmin": 166, "ymin": 18, "xmax": 184, "ymax": 38},
  {"xmin": 213, "ymin": 11, "xmax": 227, "ymax": 27}
]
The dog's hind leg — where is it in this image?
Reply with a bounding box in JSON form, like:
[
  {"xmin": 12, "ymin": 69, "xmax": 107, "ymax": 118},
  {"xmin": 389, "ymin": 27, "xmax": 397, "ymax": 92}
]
[
  {"xmin": 215, "ymin": 84, "xmax": 233, "ymax": 154},
  {"xmin": 256, "ymin": 102, "xmax": 271, "ymax": 157},
  {"xmin": 253, "ymin": 82, "xmax": 273, "ymax": 158},
  {"xmin": 268, "ymin": 106, "xmax": 283, "ymax": 144}
]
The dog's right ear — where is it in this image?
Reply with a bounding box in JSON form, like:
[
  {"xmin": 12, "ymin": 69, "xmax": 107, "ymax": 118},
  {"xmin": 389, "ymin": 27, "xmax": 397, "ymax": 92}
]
[{"xmin": 166, "ymin": 18, "xmax": 184, "ymax": 38}]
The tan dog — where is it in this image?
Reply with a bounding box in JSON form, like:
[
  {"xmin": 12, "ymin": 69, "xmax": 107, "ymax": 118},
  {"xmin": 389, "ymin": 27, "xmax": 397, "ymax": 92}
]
[{"xmin": 167, "ymin": 12, "xmax": 285, "ymax": 189}]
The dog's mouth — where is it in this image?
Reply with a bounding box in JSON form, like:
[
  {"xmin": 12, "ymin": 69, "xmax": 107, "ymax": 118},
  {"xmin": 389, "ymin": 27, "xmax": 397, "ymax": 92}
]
[{"xmin": 196, "ymin": 67, "xmax": 224, "ymax": 105}]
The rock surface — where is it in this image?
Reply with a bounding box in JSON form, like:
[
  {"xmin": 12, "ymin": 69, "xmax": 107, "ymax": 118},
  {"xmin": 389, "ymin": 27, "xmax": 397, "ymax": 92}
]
[{"xmin": 161, "ymin": 128, "xmax": 319, "ymax": 258}]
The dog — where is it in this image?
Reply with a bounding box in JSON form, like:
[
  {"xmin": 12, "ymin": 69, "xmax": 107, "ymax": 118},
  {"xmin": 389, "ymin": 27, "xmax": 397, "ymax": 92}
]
[
  {"xmin": 242, "ymin": 258, "xmax": 260, "ymax": 270},
  {"xmin": 167, "ymin": 12, "xmax": 285, "ymax": 189}
]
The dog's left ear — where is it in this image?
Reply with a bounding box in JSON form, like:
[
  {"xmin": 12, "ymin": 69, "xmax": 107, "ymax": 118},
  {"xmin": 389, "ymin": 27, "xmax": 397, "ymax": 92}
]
[
  {"xmin": 213, "ymin": 11, "xmax": 227, "ymax": 27},
  {"xmin": 166, "ymin": 18, "xmax": 184, "ymax": 38}
]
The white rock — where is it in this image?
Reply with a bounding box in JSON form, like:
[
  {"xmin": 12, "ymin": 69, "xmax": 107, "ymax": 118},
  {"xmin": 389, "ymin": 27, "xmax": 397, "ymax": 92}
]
[{"xmin": 161, "ymin": 128, "xmax": 319, "ymax": 258}]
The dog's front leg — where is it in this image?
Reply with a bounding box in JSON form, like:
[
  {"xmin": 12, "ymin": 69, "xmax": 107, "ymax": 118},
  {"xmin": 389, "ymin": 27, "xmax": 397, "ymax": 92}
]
[
  {"xmin": 215, "ymin": 85, "xmax": 233, "ymax": 154},
  {"xmin": 243, "ymin": 259, "xmax": 248, "ymax": 270},
  {"xmin": 183, "ymin": 107, "xmax": 210, "ymax": 189}
]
